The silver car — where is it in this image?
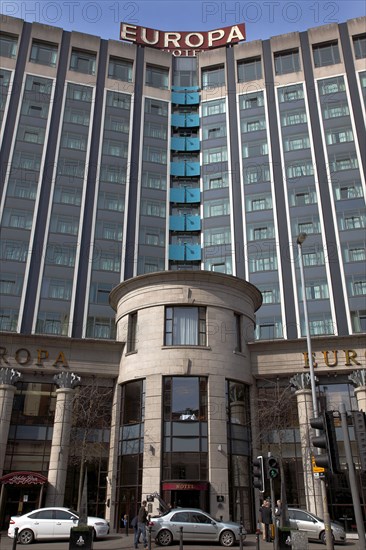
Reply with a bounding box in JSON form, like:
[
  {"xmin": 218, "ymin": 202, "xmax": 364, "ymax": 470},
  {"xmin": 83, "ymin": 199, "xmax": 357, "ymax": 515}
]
[
  {"xmin": 149, "ymin": 508, "xmax": 246, "ymax": 547},
  {"xmin": 288, "ymin": 508, "xmax": 346, "ymax": 544}
]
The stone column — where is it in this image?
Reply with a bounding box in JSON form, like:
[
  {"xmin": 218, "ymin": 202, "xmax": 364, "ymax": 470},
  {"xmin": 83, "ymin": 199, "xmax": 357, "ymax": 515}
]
[
  {"xmin": 105, "ymin": 382, "xmax": 121, "ymax": 526},
  {"xmin": 0, "ymin": 368, "xmax": 21, "ymax": 477},
  {"xmin": 45, "ymin": 372, "xmax": 80, "ymax": 506},
  {"xmin": 349, "ymin": 370, "xmax": 366, "ymax": 411},
  {"xmin": 290, "ymin": 373, "xmax": 323, "ymax": 517}
]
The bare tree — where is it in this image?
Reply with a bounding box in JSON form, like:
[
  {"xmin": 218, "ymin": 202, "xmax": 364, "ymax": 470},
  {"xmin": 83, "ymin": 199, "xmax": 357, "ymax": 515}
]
[
  {"xmin": 254, "ymin": 380, "xmax": 297, "ymax": 527},
  {"xmin": 68, "ymin": 380, "xmax": 113, "ymax": 511}
]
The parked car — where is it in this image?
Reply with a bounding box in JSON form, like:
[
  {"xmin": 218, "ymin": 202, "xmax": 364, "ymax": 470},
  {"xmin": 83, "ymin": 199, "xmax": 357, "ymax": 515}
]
[
  {"xmin": 8, "ymin": 507, "xmax": 109, "ymax": 545},
  {"xmin": 288, "ymin": 508, "xmax": 346, "ymax": 544},
  {"xmin": 149, "ymin": 508, "xmax": 246, "ymax": 547}
]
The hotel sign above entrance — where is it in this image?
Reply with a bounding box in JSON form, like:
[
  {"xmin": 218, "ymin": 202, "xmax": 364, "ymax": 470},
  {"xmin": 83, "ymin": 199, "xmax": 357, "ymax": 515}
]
[{"xmin": 120, "ymin": 23, "xmax": 246, "ymax": 56}]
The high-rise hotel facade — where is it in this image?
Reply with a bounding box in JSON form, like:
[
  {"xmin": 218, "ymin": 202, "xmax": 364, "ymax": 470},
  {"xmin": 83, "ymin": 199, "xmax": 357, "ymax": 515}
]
[{"xmin": 0, "ymin": 14, "xmax": 365, "ymax": 534}]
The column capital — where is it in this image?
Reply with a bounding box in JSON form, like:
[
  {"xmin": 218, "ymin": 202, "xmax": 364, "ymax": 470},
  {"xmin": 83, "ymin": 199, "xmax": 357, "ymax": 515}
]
[
  {"xmin": 348, "ymin": 369, "xmax": 366, "ymax": 388},
  {"xmin": 53, "ymin": 371, "xmax": 81, "ymax": 389},
  {"xmin": 0, "ymin": 367, "xmax": 22, "ymax": 386},
  {"xmin": 289, "ymin": 372, "xmax": 316, "ymax": 391}
]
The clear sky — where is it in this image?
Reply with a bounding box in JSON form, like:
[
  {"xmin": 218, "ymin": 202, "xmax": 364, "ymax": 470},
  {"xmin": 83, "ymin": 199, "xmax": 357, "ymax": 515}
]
[{"xmin": 1, "ymin": 0, "xmax": 365, "ymax": 42}]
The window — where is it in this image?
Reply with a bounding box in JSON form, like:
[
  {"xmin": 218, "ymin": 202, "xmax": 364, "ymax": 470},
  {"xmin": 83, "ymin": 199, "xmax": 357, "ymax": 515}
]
[
  {"xmin": 249, "ymin": 254, "xmax": 277, "ymax": 272},
  {"xmin": 144, "ymin": 122, "xmax": 167, "ymax": 140},
  {"xmin": 281, "ymin": 110, "xmax": 307, "ymax": 126},
  {"xmin": 259, "ymin": 286, "xmax": 280, "ymax": 304},
  {"xmin": 290, "ymin": 189, "xmax": 317, "ymax": 206},
  {"xmin": 350, "ymin": 280, "xmax": 366, "ymax": 296},
  {"xmin": 0, "ymin": 241, "xmax": 28, "ymax": 262},
  {"xmin": 106, "ymin": 91, "xmax": 130, "ymax": 109},
  {"xmin": 304, "ymin": 281, "xmax": 329, "ymax": 300},
  {"xmin": 203, "ymin": 146, "xmax": 227, "ymax": 164},
  {"xmin": 0, "ymin": 33, "xmax": 17, "ymax": 58},
  {"xmin": 246, "ymin": 194, "xmax": 272, "ymax": 211},
  {"xmin": 242, "ymin": 140, "xmax": 268, "ymax": 158},
  {"xmin": 353, "ymin": 34, "xmax": 366, "ymax": 59},
  {"xmin": 146, "ymin": 64, "xmax": 169, "ymax": 89},
  {"xmin": 303, "ymin": 250, "xmax": 325, "ymax": 266},
  {"xmin": 202, "ymin": 65, "xmax": 225, "ymax": 89},
  {"xmin": 344, "ymin": 245, "xmax": 366, "ymax": 262},
  {"xmin": 342, "ymin": 215, "xmax": 364, "ymax": 230},
  {"xmin": 108, "ymin": 57, "xmax": 133, "ymax": 81},
  {"xmin": 141, "ymin": 200, "xmax": 166, "ymax": 218},
  {"xmin": 256, "ymin": 320, "xmax": 283, "ymax": 339},
  {"xmin": 203, "ymin": 173, "xmax": 228, "ymax": 190},
  {"xmin": 61, "ymin": 133, "xmax": 87, "ymax": 151},
  {"xmin": 296, "ymin": 219, "xmax": 320, "ymax": 234},
  {"xmin": 64, "ymin": 107, "xmax": 90, "ymax": 126},
  {"xmin": 202, "ymin": 99, "xmax": 226, "ymax": 117},
  {"xmin": 278, "ymin": 85, "xmax": 304, "ymax": 102},
  {"xmin": 326, "ymin": 127, "xmax": 353, "ymax": 145},
  {"xmin": 313, "ymin": 41, "xmax": 340, "ymax": 67},
  {"xmin": 283, "ymin": 134, "xmax": 310, "ymax": 151},
  {"xmin": 248, "ymin": 224, "xmax": 274, "ymax": 241},
  {"xmin": 165, "ymin": 307, "xmax": 206, "ymax": 346},
  {"xmin": 330, "ymin": 153, "xmax": 358, "ymax": 172},
  {"xmin": 67, "ymin": 83, "xmax": 93, "ymax": 102},
  {"xmin": 238, "ymin": 57, "xmax": 262, "ymax": 82},
  {"xmin": 143, "ymin": 146, "xmax": 167, "ymax": 164},
  {"xmin": 308, "ymin": 317, "xmax": 334, "ymax": 336},
  {"xmin": 242, "ymin": 117, "xmax": 266, "ymax": 133},
  {"xmin": 202, "ymin": 124, "xmax": 226, "ymax": 140},
  {"xmin": 318, "ymin": 76, "xmax": 345, "ymax": 95},
  {"xmin": 142, "ymin": 172, "xmax": 167, "ymax": 190},
  {"xmin": 322, "ymin": 101, "xmax": 349, "ymax": 119},
  {"xmin": 30, "ymin": 40, "xmax": 58, "ymax": 66},
  {"xmin": 204, "ymin": 227, "xmax": 231, "ymax": 246},
  {"xmin": 286, "ymin": 161, "xmax": 314, "ymax": 179},
  {"xmin": 70, "ymin": 49, "xmax": 96, "ymax": 75},
  {"xmin": 145, "ymin": 98, "xmax": 168, "ymax": 116},
  {"xmin": 274, "ymin": 50, "xmax": 300, "ymax": 74},
  {"xmin": 243, "ymin": 164, "xmax": 270, "ymax": 184},
  {"xmin": 240, "ymin": 92, "xmax": 264, "ymax": 110},
  {"xmin": 103, "ymin": 140, "xmax": 128, "ymax": 158},
  {"xmin": 204, "ymin": 198, "xmax": 230, "ymax": 217},
  {"xmin": 235, "ymin": 313, "xmax": 242, "ymax": 352},
  {"xmin": 127, "ymin": 312, "xmax": 138, "ymax": 353},
  {"xmin": 351, "ymin": 310, "xmax": 366, "ymax": 333}
]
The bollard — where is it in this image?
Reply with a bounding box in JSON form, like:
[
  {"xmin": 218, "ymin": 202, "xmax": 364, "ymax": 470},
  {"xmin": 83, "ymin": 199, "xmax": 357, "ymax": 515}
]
[
  {"xmin": 239, "ymin": 525, "xmax": 244, "ymax": 550},
  {"xmin": 179, "ymin": 526, "xmax": 183, "ymax": 550},
  {"xmin": 125, "ymin": 514, "xmax": 129, "ymax": 536},
  {"xmin": 147, "ymin": 524, "xmax": 152, "ymax": 550},
  {"xmin": 12, "ymin": 527, "xmax": 18, "ymax": 550},
  {"xmin": 255, "ymin": 528, "xmax": 261, "ymax": 550}
]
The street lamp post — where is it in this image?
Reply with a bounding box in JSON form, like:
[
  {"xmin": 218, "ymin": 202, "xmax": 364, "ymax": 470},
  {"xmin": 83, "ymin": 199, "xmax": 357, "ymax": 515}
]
[{"xmin": 297, "ymin": 233, "xmax": 334, "ymax": 550}]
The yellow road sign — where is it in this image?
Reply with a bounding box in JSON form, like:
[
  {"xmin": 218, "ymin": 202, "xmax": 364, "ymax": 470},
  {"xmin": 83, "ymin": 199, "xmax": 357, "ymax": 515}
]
[{"xmin": 311, "ymin": 454, "xmax": 325, "ymax": 473}]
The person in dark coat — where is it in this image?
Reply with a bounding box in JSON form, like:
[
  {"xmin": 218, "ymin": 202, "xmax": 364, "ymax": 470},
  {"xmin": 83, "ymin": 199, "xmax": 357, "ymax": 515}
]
[
  {"xmin": 135, "ymin": 500, "xmax": 148, "ymax": 549},
  {"xmin": 261, "ymin": 500, "xmax": 272, "ymax": 542}
]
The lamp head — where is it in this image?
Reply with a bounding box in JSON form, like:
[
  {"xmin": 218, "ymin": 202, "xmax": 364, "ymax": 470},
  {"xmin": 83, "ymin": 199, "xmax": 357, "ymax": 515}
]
[{"xmin": 297, "ymin": 233, "xmax": 307, "ymax": 245}]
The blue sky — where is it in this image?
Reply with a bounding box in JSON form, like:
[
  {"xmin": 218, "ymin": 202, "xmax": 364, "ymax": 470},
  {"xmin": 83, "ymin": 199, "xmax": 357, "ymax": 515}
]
[{"xmin": 1, "ymin": 1, "xmax": 365, "ymax": 41}]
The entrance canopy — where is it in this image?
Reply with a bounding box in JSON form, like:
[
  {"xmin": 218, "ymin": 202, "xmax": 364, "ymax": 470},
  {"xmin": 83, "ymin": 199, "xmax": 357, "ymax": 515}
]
[{"xmin": 0, "ymin": 471, "xmax": 47, "ymax": 485}]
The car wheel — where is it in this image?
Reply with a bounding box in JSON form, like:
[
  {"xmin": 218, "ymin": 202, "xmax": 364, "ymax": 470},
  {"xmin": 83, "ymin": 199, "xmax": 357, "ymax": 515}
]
[
  {"xmin": 157, "ymin": 529, "xmax": 173, "ymax": 546},
  {"xmin": 18, "ymin": 529, "xmax": 34, "ymax": 545},
  {"xmin": 320, "ymin": 530, "xmax": 334, "ymax": 545},
  {"xmin": 220, "ymin": 529, "xmax": 235, "ymax": 547}
]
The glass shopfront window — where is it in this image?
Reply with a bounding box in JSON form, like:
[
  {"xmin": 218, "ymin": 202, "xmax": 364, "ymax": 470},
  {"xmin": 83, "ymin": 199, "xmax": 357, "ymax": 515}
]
[
  {"xmin": 162, "ymin": 377, "xmax": 208, "ymax": 510},
  {"xmin": 116, "ymin": 380, "xmax": 145, "ymax": 526},
  {"xmin": 226, "ymin": 380, "xmax": 252, "ymax": 531}
]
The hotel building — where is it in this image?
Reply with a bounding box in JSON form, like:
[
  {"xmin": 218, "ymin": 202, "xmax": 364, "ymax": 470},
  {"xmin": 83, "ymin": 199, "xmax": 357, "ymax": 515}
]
[{"xmin": 0, "ymin": 14, "xmax": 365, "ymax": 534}]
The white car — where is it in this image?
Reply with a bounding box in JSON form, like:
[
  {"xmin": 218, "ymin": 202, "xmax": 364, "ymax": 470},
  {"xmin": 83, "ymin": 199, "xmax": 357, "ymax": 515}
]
[{"xmin": 8, "ymin": 507, "xmax": 109, "ymax": 544}]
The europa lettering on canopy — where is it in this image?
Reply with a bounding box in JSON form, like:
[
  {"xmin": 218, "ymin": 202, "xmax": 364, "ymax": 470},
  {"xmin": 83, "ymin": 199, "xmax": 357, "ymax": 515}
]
[{"xmin": 120, "ymin": 23, "xmax": 246, "ymax": 56}]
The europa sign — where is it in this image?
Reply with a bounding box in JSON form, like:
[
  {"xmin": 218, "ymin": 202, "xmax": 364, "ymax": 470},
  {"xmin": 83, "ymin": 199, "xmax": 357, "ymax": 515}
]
[{"xmin": 120, "ymin": 23, "xmax": 246, "ymax": 56}]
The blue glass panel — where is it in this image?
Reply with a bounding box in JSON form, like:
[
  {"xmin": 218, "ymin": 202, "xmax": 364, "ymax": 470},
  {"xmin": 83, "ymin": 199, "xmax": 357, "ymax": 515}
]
[
  {"xmin": 169, "ymin": 244, "xmax": 185, "ymax": 260},
  {"xmin": 172, "ymin": 86, "xmax": 200, "ymax": 92},
  {"xmin": 185, "ymin": 244, "xmax": 201, "ymax": 260},
  {"xmin": 185, "ymin": 162, "xmax": 200, "ymax": 176},
  {"xmin": 186, "ymin": 137, "xmax": 200, "ymax": 151},
  {"xmin": 170, "ymin": 162, "xmax": 185, "ymax": 177},
  {"xmin": 185, "ymin": 188, "xmax": 200, "ymax": 203},
  {"xmin": 186, "ymin": 92, "xmax": 200, "ymax": 105},
  {"xmin": 171, "ymin": 113, "xmax": 186, "ymax": 127},
  {"xmin": 171, "ymin": 136, "xmax": 186, "ymax": 151},
  {"xmin": 186, "ymin": 113, "xmax": 200, "ymax": 127},
  {"xmin": 170, "ymin": 188, "xmax": 185, "ymax": 203},
  {"xmin": 171, "ymin": 92, "xmax": 186, "ymax": 105},
  {"xmin": 186, "ymin": 216, "xmax": 201, "ymax": 231},
  {"xmin": 169, "ymin": 216, "xmax": 185, "ymax": 231}
]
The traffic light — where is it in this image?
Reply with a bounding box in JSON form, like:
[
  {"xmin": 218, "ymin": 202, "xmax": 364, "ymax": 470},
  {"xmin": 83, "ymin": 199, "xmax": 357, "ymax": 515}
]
[
  {"xmin": 353, "ymin": 411, "xmax": 366, "ymax": 472},
  {"xmin": 252, "ymin": 456, "xmax": 265, "ymax": 492},
  {"xmin": 310, "ymin": 411, "xmax": 341, "ymax": 473},
  {"xmin": 267, "ymin": 456, "xmax": 279, "ymax": 479}
]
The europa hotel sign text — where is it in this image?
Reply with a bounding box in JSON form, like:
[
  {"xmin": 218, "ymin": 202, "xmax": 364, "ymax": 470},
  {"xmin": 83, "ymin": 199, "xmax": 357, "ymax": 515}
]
[{"xmin": 120, "ymin": 23, "xmax": 246, "ymax": 56}]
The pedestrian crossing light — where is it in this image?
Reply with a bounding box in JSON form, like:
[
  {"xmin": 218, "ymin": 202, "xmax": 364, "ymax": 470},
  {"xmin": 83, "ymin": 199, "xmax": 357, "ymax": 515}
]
[
  {"xmin": 252, "ymin": 456, "xmax": 265, "ymax": 492},
  {"xmin": 267, "ymin": 457, "xmax": 279, "ymax": 479}
]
